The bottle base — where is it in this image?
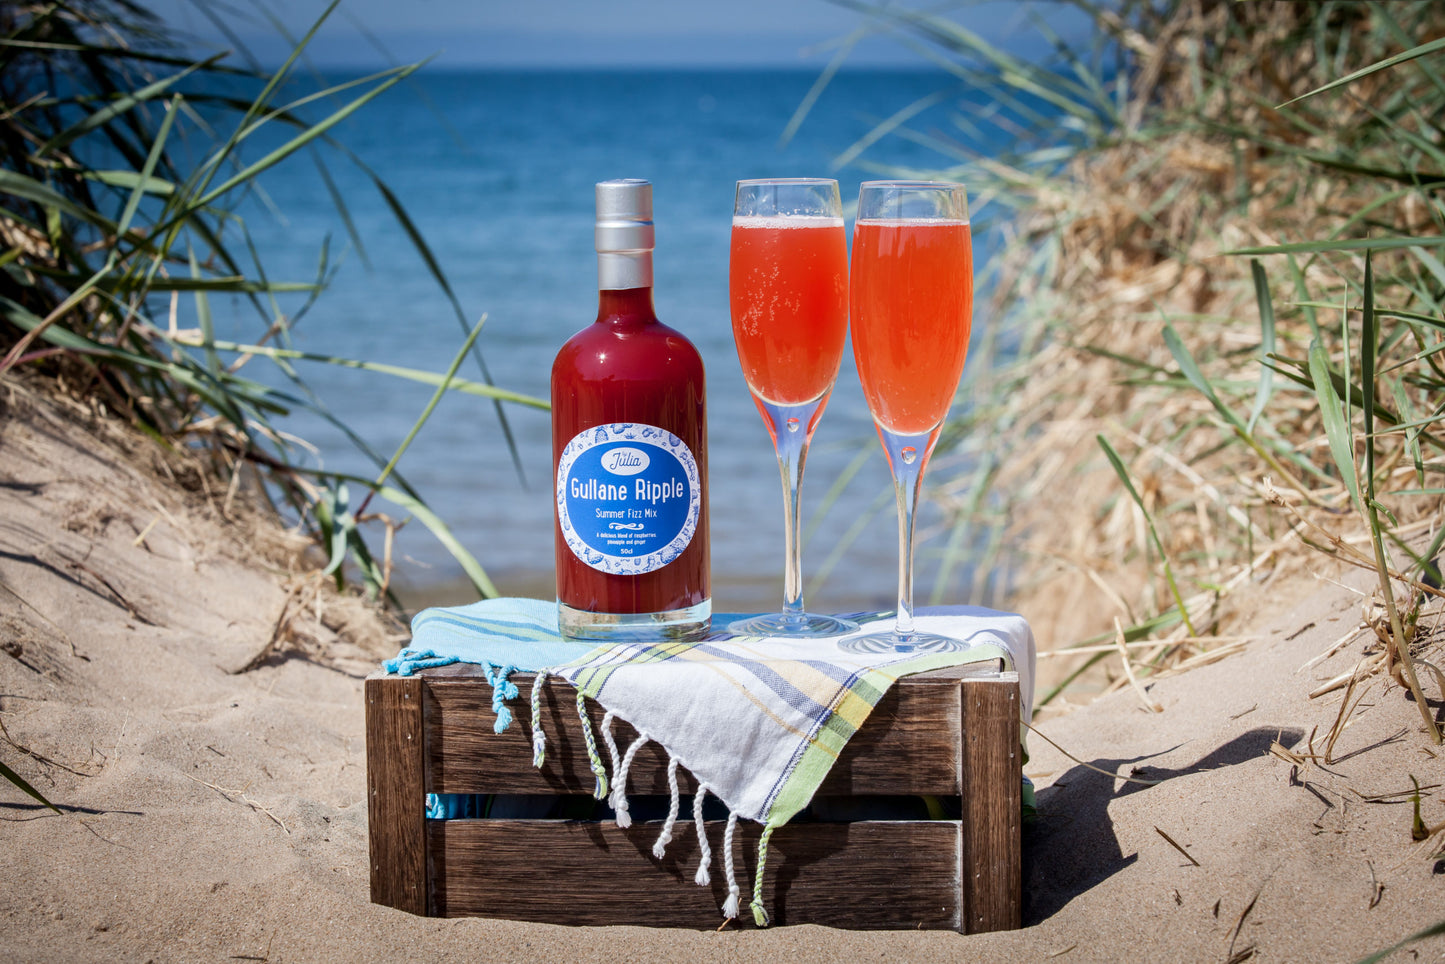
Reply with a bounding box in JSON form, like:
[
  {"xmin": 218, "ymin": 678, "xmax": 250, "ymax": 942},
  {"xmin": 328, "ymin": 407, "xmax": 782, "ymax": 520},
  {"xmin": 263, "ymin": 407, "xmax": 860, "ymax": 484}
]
[{"xmin": 558, "ymin": 598, "xmax": 711, "ymax": 643}]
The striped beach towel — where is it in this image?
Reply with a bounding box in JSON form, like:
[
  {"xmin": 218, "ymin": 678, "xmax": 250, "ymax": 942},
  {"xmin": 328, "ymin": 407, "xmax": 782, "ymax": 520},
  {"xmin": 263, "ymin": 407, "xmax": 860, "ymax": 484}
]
[{"xmin": 386, "ymin": 597, "xmax": 1035, "ymax": 926}]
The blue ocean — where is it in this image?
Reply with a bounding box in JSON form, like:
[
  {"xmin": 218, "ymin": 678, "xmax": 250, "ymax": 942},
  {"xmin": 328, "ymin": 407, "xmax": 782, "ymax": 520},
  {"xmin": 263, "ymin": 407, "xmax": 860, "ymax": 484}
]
[{"xmin": 217, "ymin": 68, "xmax": 991, "ymax": 610}]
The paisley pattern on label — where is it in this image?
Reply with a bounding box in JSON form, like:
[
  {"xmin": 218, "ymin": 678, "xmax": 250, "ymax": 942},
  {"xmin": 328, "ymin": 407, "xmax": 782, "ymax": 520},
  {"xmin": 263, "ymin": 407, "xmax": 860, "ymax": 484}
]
[{"xmin": 556, "ymin": 423, "xmax": 701, "ymax": 575}]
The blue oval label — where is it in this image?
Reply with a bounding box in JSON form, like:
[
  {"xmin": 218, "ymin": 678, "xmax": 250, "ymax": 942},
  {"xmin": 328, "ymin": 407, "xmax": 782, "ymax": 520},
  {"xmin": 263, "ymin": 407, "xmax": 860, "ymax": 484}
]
[{"xmin": 556, "ymin": 424, "xmax": 700, "ymax": 574}]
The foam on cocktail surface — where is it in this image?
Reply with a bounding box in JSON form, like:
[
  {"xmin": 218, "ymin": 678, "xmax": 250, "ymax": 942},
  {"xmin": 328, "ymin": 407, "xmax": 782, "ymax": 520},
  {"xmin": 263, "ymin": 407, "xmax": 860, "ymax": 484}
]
[
  {"xmin": 853, "ymin": 217, "xmax": 970, "ymax": 226},
  {"xmin": 732, "ymin": 215, "xmax": 845, "ymax": 229}
]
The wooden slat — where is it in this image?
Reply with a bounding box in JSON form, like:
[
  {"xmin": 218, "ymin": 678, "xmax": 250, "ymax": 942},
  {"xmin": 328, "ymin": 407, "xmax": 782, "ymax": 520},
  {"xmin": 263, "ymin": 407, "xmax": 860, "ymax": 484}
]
[
  {"xmin": 366, "ymin": 675, "xmax": 427, "ymax": 914},
  {"xmin": 958, "ymin": 674, "xmax": 1022, "ymax": 934},
  {"xmin": 421, "ymin": 662, "xmax": 1003, "ymax": 796},
  {"xmin": 428, "ymin": 818, "xmax": 961, "ymax": 929}
]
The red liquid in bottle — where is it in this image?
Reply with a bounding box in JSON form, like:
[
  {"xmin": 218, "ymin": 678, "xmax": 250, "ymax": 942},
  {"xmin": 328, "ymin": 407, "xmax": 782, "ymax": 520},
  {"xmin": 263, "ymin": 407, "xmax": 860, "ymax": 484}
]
[{"xmin": 551, "ymin": 286, "xmax": 709, "ymax": 634}]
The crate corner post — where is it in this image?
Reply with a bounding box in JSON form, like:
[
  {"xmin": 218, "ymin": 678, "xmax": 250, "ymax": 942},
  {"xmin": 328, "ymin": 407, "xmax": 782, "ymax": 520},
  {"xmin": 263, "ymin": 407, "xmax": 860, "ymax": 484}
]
[
  {"xmin": 366, "ymin": 674, "xmax": 428, "ymax": 916},
  {"xmin": 958, "ymin": 672, "xmax": 1022, "ymax": 934}
]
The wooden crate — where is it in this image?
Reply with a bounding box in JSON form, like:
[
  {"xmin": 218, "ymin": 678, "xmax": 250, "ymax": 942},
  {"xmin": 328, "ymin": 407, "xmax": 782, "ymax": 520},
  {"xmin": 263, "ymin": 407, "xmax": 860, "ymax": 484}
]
[{"xmin": 366, "ymin": 661, "xmax": 1022, "ymax": 932}]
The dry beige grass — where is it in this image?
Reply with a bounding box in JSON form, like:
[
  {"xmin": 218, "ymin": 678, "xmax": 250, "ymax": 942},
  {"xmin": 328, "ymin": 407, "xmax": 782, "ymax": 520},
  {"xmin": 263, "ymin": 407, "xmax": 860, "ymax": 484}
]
[{"xmin": 944, "ymin": 2, "xmax": 1445, "ymax": 712}]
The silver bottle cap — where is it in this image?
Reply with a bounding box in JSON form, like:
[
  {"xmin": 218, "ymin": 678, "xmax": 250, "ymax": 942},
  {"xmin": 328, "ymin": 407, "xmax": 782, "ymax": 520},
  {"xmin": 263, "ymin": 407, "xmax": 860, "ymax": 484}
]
[{"xmin": 596, "ymin": 178, "xmax": 654, "ymax": 290}]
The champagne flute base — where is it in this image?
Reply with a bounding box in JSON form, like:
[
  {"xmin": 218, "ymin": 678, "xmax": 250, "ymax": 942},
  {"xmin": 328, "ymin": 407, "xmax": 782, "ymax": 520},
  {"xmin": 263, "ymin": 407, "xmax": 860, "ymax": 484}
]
[
  {"xmin": 838, "ymin": 631, "xmax": 963, "ymax": 654},
  {"xmin": 728, "ymin": 612, "xmax": 859, "ymax": 638}
]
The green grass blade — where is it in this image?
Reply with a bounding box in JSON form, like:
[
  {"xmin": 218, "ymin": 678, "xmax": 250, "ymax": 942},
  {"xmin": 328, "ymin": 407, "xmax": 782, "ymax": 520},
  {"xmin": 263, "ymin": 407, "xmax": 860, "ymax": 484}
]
[
  {"xmin": 1377, "ymin": 5, "xmax": 1445, "ymax": 101},
  {"xmin": 1340, "ymin": 290, "xmax": 1352, "ymax": 478},
  {"xmin": 1226, "ymin": 237, "xmax": 1445, "ymax": 256},
  {"xmin": 36, "ymin": 53, "xmax": 220, "ymax": 156},
  {"xmin": 1279, "ymin": 35, "xmax": 1445, "ymax": 108},
  {"xmin": 96, "ymin": 277, "xmax": 319, "ymax": 294},
  {"xmin": 1033, "ymin": 608, "xmax": 1187, "ymax": 709},
  {"xmin": 1288, "ymin": 256, "xmax": 1323, "ymax": 340},
  {"xmin": 1390, "ymin": 382, "xmax": 1426, "ymax": 484},
  {"xmin": 0, "ymin": 37, "xmax": 252, "ymax": 73},
  {"xmin": 1352, "ymin": 919, "xmax": 1445, "ymax": 959},
  {"xmin": 1097, "ymin": 434, "xmax": 1196, "ymax": 636},
  {"xmin": 317, "ymin": 483, "xmax": 351, "ymax": 578},
  {"xmin": 187, "ymin": 338, "xmax": 548, "ymax": 409},
  {"xmin": 311, "ymin": 150, "xmax": 369, "ymax": 270},
  {"xmin": 1361, "ymin": 253, "xmax": 1377, "ymax": 498},
  {"xmin": 377, "ymin": 484, "xmax": 498, "ymax": 598},
  {"xmin": 1162, "ymin": 321, "xmax": 1242, "ymax": 430},
  {"xmin": 1246, "ymin": 259, "xmax": 1277, "ymax": 434},
  {"xmin": 373, "ymin": 314, "xmax": 488, "ymax": 489},
  {"xmin": 1080, "ymin": 343, "xmax": 1169, "ymax": 374},
  {"xmin": 86, "ymin": 170, "xmax": 176, "ymax": 195},
  {"xmin": 779, "ymin": 28, "xmax": 862, "ymax": 149},
  {"xmin": 830, "ymin": 88, "xmax": 950, "ymax": 172},
  {"xmin": 1292, "ymin": 302, "xmax": 1445, "ymax": 331},
  {"xmin": 186, "ymin": 242, "xmax": 219, "ymax": 377},
  {"xmin": 0, "ymin": 169, "xmax": 117, "ymax": 234},
  {"xmin": 876, "ymin": 4, "xmax": 1104, "ymax": 117},
  {"xmin": 0, "ymin": 758, "xmax": 60, "ymax": 814},
  {"xmin": 1308, "ymin": 339, "xmax": 1360, "ymax": 509},
  {"xmin": 364, "ymin": 168, "xmax": 527, "ymax": 483},
  {"xmin": 192, "ymin": 63, "xmax": 423, "ymax": 210},
  {"xmin": 186, "ymin": 0, "xmax": 342, "ymax": 203}
]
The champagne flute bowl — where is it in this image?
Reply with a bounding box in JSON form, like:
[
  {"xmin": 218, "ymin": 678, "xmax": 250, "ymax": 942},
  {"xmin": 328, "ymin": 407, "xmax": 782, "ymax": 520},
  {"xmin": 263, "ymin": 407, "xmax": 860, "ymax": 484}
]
[
  {"xmin": 840, "ymin": 181, "xmax": 974, "ymax": 654},
  {"xmin": 728, "ymin": 178, "xmax": 858, "ymax": 638}
]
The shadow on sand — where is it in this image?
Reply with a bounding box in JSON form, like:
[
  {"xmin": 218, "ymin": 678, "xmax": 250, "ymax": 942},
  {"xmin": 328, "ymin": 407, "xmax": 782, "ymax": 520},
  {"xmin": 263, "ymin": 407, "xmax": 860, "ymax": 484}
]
[{"xmin": 1022, "ymin": 726, "xmax": 1304, "ymax": 924}]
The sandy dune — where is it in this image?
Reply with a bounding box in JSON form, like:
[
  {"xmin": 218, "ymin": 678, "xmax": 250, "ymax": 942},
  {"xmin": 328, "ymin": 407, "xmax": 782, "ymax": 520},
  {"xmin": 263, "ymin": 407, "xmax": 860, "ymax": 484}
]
[{"xmin": 3, "ymin": 383, "xmax": 1442, "ymax": 963}]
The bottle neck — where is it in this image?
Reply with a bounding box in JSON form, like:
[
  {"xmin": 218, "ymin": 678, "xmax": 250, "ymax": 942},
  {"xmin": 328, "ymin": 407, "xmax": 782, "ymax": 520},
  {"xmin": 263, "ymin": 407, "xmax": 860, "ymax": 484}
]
[
  {"xmin": 596, "ymin": 285, "xmax": 656, "ymax": 323},
  {"xmin": 598, "ymin": 248, "xmax": 653, "ymax": 291}
]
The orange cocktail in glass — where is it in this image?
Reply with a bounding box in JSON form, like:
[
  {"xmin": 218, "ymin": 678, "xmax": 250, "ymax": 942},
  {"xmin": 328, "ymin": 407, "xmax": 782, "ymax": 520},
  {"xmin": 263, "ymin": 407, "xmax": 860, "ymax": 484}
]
[
  {"xmin": 729, "ymin": 214, "xmax": 848, "ymax": 408},
  {"xmin": 842, "ymin": 181, "xmax": 974, "ymax": 654},
  {"xmin": 727, "ymin": 179, "xmax": 856, "ymax": 638},
  {"xmin": 849, "ymin": 219, "xmax": 973, "ymax": 434}
]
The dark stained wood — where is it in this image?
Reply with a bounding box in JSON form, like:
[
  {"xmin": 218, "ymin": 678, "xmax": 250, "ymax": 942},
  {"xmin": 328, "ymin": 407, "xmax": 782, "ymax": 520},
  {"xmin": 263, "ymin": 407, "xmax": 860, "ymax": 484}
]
[
  {"xmin": 958, "ymin": 673, "xmax": 1022, "ymax": 934},
  {"xmin": 366, "ymin": 676, "xmax": 427, "ymax": 915},
  {"xmin": 822, "ymin": 675, "xmax": 961, "ymax": 795},
  {"xmin": 428, "ymin": 818, "xmax": 962, "ymax": 930},
  {"xmin": 367, "ymin": 660, "xmax": 1023, "ymax": 931},
  {"xmin": 421, "ymin": 660, "xmax": 1004, "ymax": 797}
]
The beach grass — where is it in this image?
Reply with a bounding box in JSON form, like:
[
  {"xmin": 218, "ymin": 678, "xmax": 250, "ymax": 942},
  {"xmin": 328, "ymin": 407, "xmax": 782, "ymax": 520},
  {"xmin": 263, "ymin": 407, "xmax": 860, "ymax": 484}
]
[
  {"xmin": 0, "ymin": 0, "xmax": 544, "ymax": 601},
  {"xmin": 0, "ymin": 2, "xmax": 549, "ymax": 793},
  {"xmin": 826, "ymin": 1, "xmax": 1445, "ymax": 732}
]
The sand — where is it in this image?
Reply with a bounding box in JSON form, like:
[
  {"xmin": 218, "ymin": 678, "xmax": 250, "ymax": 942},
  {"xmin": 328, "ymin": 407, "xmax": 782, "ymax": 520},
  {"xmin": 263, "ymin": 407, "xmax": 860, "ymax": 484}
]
[{"xmin": 2, "ymin": 380, "xmax": 1443, "ymax": 963}]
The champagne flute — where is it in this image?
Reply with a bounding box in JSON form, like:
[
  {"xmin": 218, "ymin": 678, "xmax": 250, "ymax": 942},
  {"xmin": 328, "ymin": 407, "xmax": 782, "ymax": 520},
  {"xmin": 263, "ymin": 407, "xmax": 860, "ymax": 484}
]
[
  {"xmin": 840, "ymin": 181, "xmax": 974, "ymax": 654},
  {"xmin": 728, "ymin": 179, "xmax": 858, "ymax": 637}
]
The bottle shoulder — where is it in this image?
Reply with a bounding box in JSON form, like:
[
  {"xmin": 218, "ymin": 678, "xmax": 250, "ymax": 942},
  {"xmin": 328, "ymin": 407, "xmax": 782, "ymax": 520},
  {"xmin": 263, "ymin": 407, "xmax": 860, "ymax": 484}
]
[{"xmin": 553, "ymin": 317, "xmax": 705, "ymax": 379}]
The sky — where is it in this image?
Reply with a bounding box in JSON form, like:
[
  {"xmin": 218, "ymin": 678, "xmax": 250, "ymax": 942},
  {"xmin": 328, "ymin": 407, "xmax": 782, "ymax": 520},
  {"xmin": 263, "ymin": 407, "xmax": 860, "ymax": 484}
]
[{"xmin": 140, "ymin": 0, "xmax": 1093, "ymax": 69}]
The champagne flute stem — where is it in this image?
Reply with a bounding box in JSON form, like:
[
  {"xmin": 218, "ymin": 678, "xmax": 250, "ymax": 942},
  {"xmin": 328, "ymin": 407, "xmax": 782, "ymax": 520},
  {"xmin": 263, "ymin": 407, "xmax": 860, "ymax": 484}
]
[
  {"xmin": 760, "ymin": 396, "xmax": 828, "ymax": 625},
  {"xmin": 778, "ymin": 432, "xmax": 807, "ymax": 623},
  {"xmin": 879, "ymin": 426, "xmax": 940, "ymax": 641}
]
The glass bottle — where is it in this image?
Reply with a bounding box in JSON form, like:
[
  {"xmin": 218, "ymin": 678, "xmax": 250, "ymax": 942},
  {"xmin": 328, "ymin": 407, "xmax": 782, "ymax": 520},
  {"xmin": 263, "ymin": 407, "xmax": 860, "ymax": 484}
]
[{"xmin": 551, "ymin": 179, "xmax": 710, "ymax": 641}]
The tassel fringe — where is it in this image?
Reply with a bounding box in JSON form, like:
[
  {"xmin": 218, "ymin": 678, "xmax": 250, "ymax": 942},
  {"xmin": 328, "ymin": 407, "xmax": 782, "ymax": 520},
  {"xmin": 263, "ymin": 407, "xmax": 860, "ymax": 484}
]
[
  {"xmin": 750, "ymin": 824, "xmax": 775, "ymax": 927},
  {"xmin": 482, "ymin": 662, "xmax": 518, "ymax": 733},
  {"xmin": 529, "ymin": 670, "xmax": 548, "ymax": 767},
  {"xmin": 611, "ymin": 732, "xmax": 649, "ymax": 828},
  {"xmin": 575, "ymin": 692, "xmax": 609, "ymax": 800},
  {"xmin": 692, "ymin": 784, "xmax": 712, "ymax": 886},
  {"xmin": 651, "ymin": 755, "xmax": 681, "ymax": 859},
  {"xmin": 721, "ymin": 810, "xmax": 741, "ymax": 920}
]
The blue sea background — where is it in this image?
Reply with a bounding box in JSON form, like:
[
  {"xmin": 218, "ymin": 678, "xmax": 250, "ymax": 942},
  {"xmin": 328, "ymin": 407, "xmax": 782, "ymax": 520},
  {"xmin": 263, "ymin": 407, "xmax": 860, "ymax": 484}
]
[{"xmin": 211, "ymin": 68, "xmax": 994, "ymax": 611}]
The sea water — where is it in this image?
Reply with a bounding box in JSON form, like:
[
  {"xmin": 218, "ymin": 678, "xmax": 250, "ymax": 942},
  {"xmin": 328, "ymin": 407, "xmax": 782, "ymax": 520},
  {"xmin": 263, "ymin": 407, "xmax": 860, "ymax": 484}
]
[{"xmin": 206, "ymin": 68, "xmax": 994, "ymax": 610}]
